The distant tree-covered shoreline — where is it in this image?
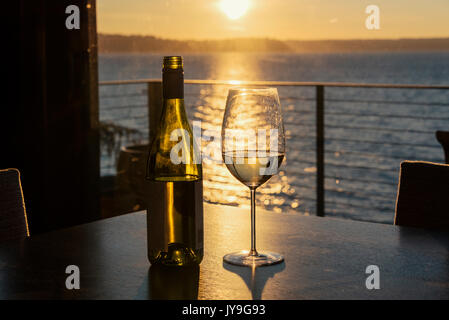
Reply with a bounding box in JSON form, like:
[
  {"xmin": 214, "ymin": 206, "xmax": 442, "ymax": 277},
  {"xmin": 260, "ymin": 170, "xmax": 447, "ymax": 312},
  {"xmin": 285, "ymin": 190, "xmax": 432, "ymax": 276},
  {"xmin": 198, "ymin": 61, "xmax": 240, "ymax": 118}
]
[{"xmin": 98, "ymin": 34, "xmax": 449, "ymax": 54}]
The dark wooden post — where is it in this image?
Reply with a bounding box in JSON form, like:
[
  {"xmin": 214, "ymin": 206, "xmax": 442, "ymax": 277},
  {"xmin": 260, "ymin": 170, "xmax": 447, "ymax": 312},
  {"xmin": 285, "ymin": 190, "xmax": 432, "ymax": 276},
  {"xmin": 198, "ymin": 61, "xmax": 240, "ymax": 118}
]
[
  {"xmin": 316, "ymin": 85, "xmax": 325, "ymax": 217},
  {"xmin": 148, "ymin": 81, "xmax": 163, "ymax": 143},
  {"xmin": 1, "ymin": 0, "xmax": 100, "ymax": 233}
]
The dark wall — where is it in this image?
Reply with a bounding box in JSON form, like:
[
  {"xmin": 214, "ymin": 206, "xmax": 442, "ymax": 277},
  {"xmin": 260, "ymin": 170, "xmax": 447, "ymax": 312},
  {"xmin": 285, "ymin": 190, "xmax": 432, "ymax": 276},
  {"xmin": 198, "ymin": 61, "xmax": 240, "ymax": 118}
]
[{"xmin": 1, "ymin": 0, "xmax": 100, "ymax": 233}]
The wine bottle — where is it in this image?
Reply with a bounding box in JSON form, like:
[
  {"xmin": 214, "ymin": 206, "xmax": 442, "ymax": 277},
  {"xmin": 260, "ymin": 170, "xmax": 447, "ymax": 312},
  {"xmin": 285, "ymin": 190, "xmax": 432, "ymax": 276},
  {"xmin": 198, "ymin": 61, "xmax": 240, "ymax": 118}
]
[{"xmin": 146, "ymin": 56, "xmax": 203, "ymax": 266}]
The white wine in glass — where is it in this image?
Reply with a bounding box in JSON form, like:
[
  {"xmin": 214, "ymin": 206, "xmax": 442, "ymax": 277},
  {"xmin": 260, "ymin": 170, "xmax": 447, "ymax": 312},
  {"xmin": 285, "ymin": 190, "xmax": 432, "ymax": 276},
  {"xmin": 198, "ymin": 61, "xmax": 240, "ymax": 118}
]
[
  {"xmin": 221, "ymin": 87, "xmax": 285, "ymax": 267},
  {"xmin": 224, "ymin": 152, "xmax": 285, "ymax": 189}
]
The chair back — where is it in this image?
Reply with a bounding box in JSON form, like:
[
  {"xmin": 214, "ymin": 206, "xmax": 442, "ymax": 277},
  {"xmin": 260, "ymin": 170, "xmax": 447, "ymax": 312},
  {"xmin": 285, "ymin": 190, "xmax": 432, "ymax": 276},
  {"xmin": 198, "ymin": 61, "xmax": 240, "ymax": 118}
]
[
  {"xmin": 0, "ymin": 168, "xmax": 30, "ymax": 242},
  {"xmin": 394, "ymin": 161, "xmax": 449, "ymax": 231},
  {"xmin": 436, "ymin": 131, "xmax": 449, "ymax": 164}
]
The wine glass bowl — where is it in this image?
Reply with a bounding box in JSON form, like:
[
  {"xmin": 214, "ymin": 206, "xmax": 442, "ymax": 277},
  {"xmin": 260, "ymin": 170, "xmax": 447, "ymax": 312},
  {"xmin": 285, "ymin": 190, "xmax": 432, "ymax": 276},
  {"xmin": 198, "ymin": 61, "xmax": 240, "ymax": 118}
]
[{"xmin": 221, "ymin": 87, "xmax": 285, "ymax": 267}]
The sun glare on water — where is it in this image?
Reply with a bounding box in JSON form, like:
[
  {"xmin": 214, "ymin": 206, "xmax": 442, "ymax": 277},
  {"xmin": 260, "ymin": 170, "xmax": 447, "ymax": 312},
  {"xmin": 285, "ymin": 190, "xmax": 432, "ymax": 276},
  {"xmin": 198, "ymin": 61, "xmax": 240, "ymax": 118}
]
[{"xmin": 220, "ymin": 0, "xmax": 251, "ymax": 20}]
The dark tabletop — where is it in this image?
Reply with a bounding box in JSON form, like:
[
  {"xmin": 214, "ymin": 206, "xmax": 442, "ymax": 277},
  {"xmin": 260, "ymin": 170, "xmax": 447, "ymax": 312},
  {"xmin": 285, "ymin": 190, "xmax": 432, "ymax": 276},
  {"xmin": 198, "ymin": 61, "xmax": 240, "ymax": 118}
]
[{"xmin": 0, "ymin": 203, "xmax": 448, "ymax": 299}]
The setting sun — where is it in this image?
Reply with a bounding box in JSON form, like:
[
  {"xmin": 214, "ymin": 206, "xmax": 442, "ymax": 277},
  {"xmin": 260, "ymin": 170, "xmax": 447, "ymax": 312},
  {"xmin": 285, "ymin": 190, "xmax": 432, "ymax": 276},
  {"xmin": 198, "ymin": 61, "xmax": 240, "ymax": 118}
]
[{"xmin": 219, "ymin": 0, "xmax": 251, "ymax": 20}]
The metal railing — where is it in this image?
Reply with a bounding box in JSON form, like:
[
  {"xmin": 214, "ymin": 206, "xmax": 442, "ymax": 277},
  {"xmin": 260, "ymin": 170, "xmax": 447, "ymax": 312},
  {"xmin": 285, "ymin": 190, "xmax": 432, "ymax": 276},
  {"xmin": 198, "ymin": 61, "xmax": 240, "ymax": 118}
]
[{"xmin": 99, "ymin": 79, "xmax": 449, "ymax": 220}]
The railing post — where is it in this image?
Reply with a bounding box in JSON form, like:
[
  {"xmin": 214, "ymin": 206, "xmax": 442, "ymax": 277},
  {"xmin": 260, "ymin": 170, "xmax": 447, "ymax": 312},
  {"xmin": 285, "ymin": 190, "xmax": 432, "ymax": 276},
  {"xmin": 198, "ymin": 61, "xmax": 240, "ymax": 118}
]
[
  {"xmin": 147, "ymin": 81, "xmax": 163, "ymax": 143},
  {"xmin": 316, "ymin": 85, "xmax": 325, "ymax": 217}
]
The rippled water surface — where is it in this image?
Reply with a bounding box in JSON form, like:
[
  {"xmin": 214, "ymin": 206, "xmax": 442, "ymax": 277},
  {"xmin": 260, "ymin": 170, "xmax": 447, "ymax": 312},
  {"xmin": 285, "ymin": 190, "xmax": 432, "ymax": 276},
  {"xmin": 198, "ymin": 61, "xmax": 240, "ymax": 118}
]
[{"xmin": 99, "ymin": 52, "xmax": 449, "ymax": 223}]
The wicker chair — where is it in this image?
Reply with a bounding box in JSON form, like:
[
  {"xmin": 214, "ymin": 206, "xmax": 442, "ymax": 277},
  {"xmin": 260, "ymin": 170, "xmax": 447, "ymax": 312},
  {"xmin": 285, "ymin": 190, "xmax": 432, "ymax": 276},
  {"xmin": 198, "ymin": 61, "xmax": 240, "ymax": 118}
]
[
  {"xmin": 394, "ymin": 161, "xmax": 449, "ymax": 231},
  {"xmin": 0, "ymin": 168, "xmax": 30, "ymax": 243},
  {"xmin": 436, "ymin": 131, "xmax": 449, "ymax": 164}
]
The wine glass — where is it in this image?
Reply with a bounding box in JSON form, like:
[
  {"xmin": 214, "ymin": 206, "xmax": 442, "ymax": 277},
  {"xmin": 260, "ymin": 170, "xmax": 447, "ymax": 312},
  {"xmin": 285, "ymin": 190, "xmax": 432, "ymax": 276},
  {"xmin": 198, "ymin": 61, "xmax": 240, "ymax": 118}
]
[{"xmin": 221, "ymin": 87, "xmax": 285, "ymax": 267}]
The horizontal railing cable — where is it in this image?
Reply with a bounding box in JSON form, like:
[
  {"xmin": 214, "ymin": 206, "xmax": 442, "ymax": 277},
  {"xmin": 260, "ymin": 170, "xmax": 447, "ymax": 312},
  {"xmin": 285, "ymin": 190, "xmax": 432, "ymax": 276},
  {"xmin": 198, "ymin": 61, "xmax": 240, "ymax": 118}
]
[
  {"xmin": 324, "ymin": 111, "xmax": 449, "ymax": 121},
  {"xmin": 100, "ymin": 79, "xmax": 449, "ymax": 90},
  {"xmin": 325, "ymin": 175, "xmax": 397, "ymax": 186},
  {"xmin": 326, "ymin": 98, "xmax": 449, "ymax": 107}
]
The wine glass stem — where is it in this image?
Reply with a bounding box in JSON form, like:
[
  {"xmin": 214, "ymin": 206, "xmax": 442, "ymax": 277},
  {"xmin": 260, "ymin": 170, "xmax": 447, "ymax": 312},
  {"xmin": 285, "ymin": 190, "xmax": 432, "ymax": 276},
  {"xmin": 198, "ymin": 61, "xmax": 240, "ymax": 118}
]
[{"xmin": 250, "ymin": 188, "xmax": 258, "ymax": 256}]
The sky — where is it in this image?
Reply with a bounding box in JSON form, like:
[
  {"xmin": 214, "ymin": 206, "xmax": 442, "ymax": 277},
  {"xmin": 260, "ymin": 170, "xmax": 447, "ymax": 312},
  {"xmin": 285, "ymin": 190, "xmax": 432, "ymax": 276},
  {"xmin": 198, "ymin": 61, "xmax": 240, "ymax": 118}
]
[{"xmin": 97, "ymin": 0, "xmax": 449, "ymax": 40}]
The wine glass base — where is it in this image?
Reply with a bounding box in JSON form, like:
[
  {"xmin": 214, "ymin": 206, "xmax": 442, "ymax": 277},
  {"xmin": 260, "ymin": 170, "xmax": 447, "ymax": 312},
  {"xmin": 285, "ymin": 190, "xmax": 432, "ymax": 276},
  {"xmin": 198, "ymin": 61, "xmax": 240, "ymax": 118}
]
[{"xmin": 223, "ymin": 250, "xmax": 284, "ymax": 267}]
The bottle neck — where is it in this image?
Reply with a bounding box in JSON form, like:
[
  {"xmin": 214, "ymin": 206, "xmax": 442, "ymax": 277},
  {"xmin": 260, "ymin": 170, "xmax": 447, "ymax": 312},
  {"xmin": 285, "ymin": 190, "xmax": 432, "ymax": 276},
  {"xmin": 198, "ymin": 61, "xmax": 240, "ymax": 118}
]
[{"xmin": 163, "ymin": 68, "xmax": 184, "ymax": 99}]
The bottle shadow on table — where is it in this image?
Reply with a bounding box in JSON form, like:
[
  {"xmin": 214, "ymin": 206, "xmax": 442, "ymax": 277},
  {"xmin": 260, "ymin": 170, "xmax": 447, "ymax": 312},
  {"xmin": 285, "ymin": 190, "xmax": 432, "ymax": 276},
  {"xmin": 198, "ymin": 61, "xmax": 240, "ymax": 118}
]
[
  {"xmin": 223, "ymin": 261, "xmax": 286, "ymax": 300},
  {"xmin": 146, "ymin": 264, "xmax": 200, "ymax": 299},
  {"xmin": 138, "ymin": 262, "xmax": 285, "ymax": 300}
]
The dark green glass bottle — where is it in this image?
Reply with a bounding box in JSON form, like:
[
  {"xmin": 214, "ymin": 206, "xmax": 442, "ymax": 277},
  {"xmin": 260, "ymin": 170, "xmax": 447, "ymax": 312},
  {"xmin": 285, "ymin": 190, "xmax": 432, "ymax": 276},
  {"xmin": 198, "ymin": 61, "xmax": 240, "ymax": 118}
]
[{"xmin": 146, "ymin": 56, "xmax": 203, "ymax": 266}]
